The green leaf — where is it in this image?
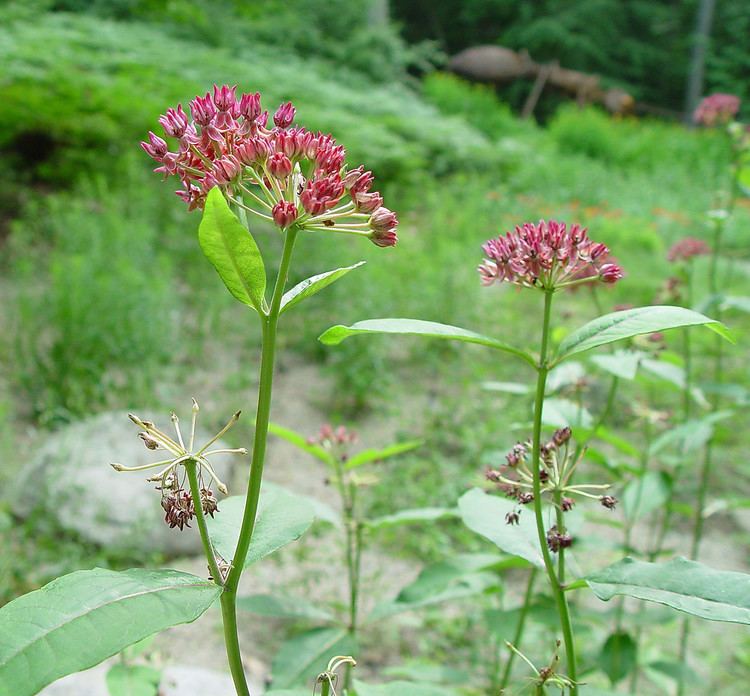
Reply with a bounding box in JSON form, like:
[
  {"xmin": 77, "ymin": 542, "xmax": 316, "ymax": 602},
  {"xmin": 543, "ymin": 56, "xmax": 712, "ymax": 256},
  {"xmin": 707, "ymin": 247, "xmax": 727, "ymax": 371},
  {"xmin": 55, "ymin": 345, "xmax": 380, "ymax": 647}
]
[
  {"xmin": 458, "ymin": 488, "xmax": 544, "ymax": 568},
  {"xmin": 237, "ymin": 594, "xmax": 334, "ymax": 622},
  {"xmin": 0, "ymin": 568, "xmax": 220, "ymax": 696},
  {"xmin": 541, "ymin": 397, "xmax": 592, "ymax": 429},
  {"xmin": 555, "ymin": 306, "xmax": 731, "ymax": 363},
  {"xmin": 598, "ymin": 631, "xmax": 637, "ymax": 684},
  {"xmin": 280, "ymin": 262, "xmax": 365, "ymax": 313},
  {"xmin": 367, "ymin": 507, "xmax": 458, "ymax": 530},
  {"xmin": 346, "ymin": 439, "xmax": 423, "ymax": 469},
  {"xmin": 207, "ymin": 482, "xmax": 314, "ymax": 569},
  {"xmin": 354, "ymin": 680, "xmax": 459, "ymax": 696},
  {"xmin": 482, "ymin": 381, "xmax": 531, "ymax": 395},
  {"xmin": 106, "ymin": 664, "xmax": 161, "ymax": 696},
  {"xmin": 590, "ymin": 351, "xmax": 642, "ymax": 380},
  {"xmin": 650, "ymin": 411, "xmax": 733, "ymax": 458},
  {"xmin": 318, "ymin": 319, "xmax": 536, "ymax": 367},
  {"xmin": 271, "ymin": 628, "xmax": 355, "ymax": 688},
  {"xmin": 587, "ymin": 557, "xmax": 750, "ymax": 623},
  {"xmin": 621, "ymin": 472, "xmax": 671, "ymax": 523},
  {"xmin": 369, "ymin": 554, "xmax": 501, "ymax": 621},
  {"xmin": 198, "ymin": 187, "xmax": 266, "ymax": 313},
  {"xmin": 268, "ymin": 422, "xmax": 332, "ymax": 464}
]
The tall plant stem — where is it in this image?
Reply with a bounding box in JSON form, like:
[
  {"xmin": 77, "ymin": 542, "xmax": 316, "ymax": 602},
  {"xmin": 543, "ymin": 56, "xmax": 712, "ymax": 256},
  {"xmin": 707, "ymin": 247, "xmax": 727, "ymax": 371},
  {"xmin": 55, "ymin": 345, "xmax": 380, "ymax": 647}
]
[
  {"xmin": 499, "ymin": 568, "xmax": 538, "ymax": 690},
  {"xmin": 184, "ymin": 458, "xmax": 223, "ymax": 584},
  {"xmin": 531, "ymin": 289, "xmax": 578, "ymax": 694},
  {"xmin": 219, "ymin": 226, "xmax": 298, "ymax": 696}
]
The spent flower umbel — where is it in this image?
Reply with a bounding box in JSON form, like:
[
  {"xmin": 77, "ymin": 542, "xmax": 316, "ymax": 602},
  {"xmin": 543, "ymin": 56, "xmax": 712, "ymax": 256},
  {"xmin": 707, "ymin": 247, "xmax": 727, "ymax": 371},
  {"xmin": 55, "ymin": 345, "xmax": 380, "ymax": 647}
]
[
  {"xmin": 111, "ymin": 399, "xmax": 247, "ymax": 530},
  {"xmin": 478, "ymin": 220, "xmax": 623, "ymax": 290},
  {"xmin": 667, "ymin": 237, "xmax": 710, "ymax": 263},
  {"xmin": 141, "ymin": 85, "xmax": 398, "ymax": 246}
]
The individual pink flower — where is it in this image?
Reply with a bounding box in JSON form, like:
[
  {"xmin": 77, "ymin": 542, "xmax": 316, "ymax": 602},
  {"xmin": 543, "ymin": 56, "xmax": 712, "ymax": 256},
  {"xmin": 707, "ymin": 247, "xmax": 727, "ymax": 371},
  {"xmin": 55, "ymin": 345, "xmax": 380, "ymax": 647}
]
[
  {"xmin": 478, "ymin": 220, "xmax": 623, "ymax": 291},
  {"xmin": 667, "ymin": 237, "xmax": 710, "ymax": 263},
  {"xmin": 142, "ymin": 84, "xmax": 398, "ymax": 246},
  {"xmin": 693, "ymin": 93, "xmax": 741, "ymax": 127}
]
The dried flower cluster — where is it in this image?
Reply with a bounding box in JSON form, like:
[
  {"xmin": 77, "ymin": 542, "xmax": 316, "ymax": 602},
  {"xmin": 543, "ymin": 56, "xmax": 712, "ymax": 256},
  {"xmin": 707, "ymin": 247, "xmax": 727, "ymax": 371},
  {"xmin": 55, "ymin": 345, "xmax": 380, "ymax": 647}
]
[
  {"xmin": 111, "ymin": 400, "xmax": 247, "ymax": 530},
  {"xmin": 667, "ymin": 237, "xmax": 710, "ymax": 263},
  {"xmin": 478, "ymin": 220, "xmax": 623, "ymax": 291},
  {"xmin": 141, "ymin": 85, "xmax": 397, "ymax": 246},
  {"xmin": 485, "ymin": 427, "xmax": 616, "ymax": 549},
  {"xmin": 693, "ymin": 93, "xmax": 741, "ymax": 127}
]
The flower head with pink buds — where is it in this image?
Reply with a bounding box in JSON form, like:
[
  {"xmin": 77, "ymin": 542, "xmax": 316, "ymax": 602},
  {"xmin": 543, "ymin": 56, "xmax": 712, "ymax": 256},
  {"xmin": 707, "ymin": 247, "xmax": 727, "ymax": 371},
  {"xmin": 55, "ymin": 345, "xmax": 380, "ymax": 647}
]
[
  {"xmin": 478, "ymin": 220, "xmax": 623, "ymax": 291},
  {"xmin": 141, "ymin": 85, "xmax": 397, "ymax": 247},
  {"xmin": 667, "ymin": 237, "xmax": 710, "ymax": 263},
  {"xmin": 693, "ymin": 93, "xmax": 741, "ymax": 127}
]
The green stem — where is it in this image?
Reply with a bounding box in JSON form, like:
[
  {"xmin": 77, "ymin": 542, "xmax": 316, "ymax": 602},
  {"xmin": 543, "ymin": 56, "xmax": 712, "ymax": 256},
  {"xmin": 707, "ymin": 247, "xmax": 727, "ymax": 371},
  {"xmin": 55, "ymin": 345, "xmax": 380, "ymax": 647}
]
[
  {"xmin": 184, "ymin": 458, "xmax": 223, "ymax": 584},
  {"xmin": 499, "ymin": 569, "xmax": 538, "ymax": 690},
  {"xmin": 219, "ymin": 226, "xmax": 298, "ymax": 696},
  {"xmin": 531, "ymin": 289, "xmax": 578, "ymax": 694},
  {"xmin": 320, "ymin": 678, "xmax": 331, "ymax": 696}
]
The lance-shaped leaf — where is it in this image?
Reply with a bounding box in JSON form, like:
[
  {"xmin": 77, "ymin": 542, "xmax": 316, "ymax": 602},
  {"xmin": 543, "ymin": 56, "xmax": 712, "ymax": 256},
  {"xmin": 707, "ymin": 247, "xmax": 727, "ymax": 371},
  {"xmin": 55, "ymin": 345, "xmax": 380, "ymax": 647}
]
[
  {"xmin": 346, "ymin": 439, "xmax": 423, "ymax": 469},
  {"xmin": 280, "ymin": 262, "xmax": 365, "ymax": 314},
  {"xmin": 0, "ymin": 568, "xmax": 221, "ymax": 696},
  {"xmin": 590, "ymin": 350, "xmax": 642, "ymax": 380},
  {"xmin": 319, "ymin": 319, "xmax": 536, "ymax": 367},
  {"xmin": 367, "ymin": 507, "xmax": 458, "ymax": 530},
  {"xmin": 271, "ymin": 628, "xmax": 355, "ymax": 688},
  {"xmin": 458, "ymin": 488, "xmax": 544, "ymax": 568},
  {"xmin": 198, "ymin": 187, "xmax": 266, "ymax": 313},
  {"xmin": 207, "ymin": 483, "xmax": 314, "ymax": 568},
  {"xmin": 554, "ymin": 306, "xmax": 731, "ymax": 363},
  {"xmin": 587, "ymin": 557, "xmax": 750, "ymax": 623},
  {"xmin": 268, "ymin": 422, "xmax": 331, "ymax": 464}
]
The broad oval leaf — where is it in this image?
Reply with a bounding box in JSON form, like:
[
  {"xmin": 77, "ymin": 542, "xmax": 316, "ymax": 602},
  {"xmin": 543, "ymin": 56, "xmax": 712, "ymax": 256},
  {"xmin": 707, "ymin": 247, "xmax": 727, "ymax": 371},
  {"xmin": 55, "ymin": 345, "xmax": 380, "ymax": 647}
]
[
  {"xmin": 555, "ymin": 306, "xmax": 731, "ymax": 363},
  {"xmin": 319, "ymin": 319, "xmax": 536, "ymax": 367},
  {"xmin": 0, "ymin": 568, "xmax": 220, "ymax": 696},
  {"xmin": 271, "ymin": 628, "xmax": 355, "ymax": 688},
  {"xmin": 280, "ymin": 262, "xmax": 365, "ymax": 313},
  {"xmin": 198, "ymin": 187, "xmax": 266, "ymax": 313},
  {"xmin": 207, "ymin": 482, "xmax": 314, "ymax": 569},
  {"xmin": 598, "ymin": 631, "xmax": 637, "ymax": 684},
  {"xmin": 621, "ymin": 472, "xmax": 671, "ymax": 523},
  {"xmin": 458, "ymin": 488, "xmax": 544, "ymax": 568},
  {"xmin": 346, "ymin": 439, "xmax": 423, "ymax": 470},
  {"xmin": 587, "ymin": 557, "xmax": 750, "ymax": 623}
]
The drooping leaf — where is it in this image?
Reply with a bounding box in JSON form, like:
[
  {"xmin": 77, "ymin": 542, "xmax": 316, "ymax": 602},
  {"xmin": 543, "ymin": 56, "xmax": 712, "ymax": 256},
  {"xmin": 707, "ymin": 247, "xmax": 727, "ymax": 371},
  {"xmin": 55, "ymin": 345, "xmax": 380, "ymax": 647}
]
[
  {"xmin": 369, "ymin": 554, "xmax": 502, "ymax": 621},
  {"xmin": 367, "ymin": 507, "xmax": 458, "ymax": 530},
  {"xmin": 638, "ymin": 358, "xmax": 708, "ymax": 408},
  {"xmin": 270, "ymin": 628, "xmax": 355, "ymax": 688},
  {"xmin": 621, "ymin": 471, "xmax": 671, "ymax": 523},
  {"xmin": 649, "ymin": 411, "xmax": 733, "ymax": 458},
  {"xmin": 353, "ymin": 679, "xmax": 459, "ymax": 696},
  {"xmin": 318, "ymin": 319, "xmax": 536, "ymax": 367},
  {"xmin": 554, "ymin": 306, "xmax": 731, "ymax": 363},
  {"xmin": 546, "ymin": 361, "xmax": 585, "ymax": 392},
  {"xmin": 590, "ymin": 351, "xmax": 642, "ymax": 380},
  {"xmin": 198, "ymin": 187, "xmax": 266, "ymax": 313},
  {"xmin": 598, "ymin": 631, "xmax": 637, "ymax": 684},
  {"xmin": 237, "ymin": 594, "xmax": 334, "ymax": 622},
  {"xmin": 541, "ymin": 397, "xmax": 593, "ymax": 429},
  {"xmin": 346, "ymin": 439, "xmax": 423, "ymax": 469},
  {"xmin": 647, "ymin": 660, "xmax": 700, "ymax": 684},
  {"xmin": 0, "ymin": 568, "xmax": 221, "ymax": 696},
  {"xmin": 280, "ymin": 262, "xmax": 365, "ymax": 313},
  {"xmin": 207, "ymin": 482, "xmax": 314, "ymax": 569},
  {"xmin": 587, "ymin": 557, "xmax": 750, "ymax": 623},
  {"xmin": 268, "ymin": 422, "xmax": 332, "ymax": 464},
  {"xmin": 458, "ymin": 488, "xmax": 544, "ymax": 568},
  {"xmin": 106, "ymin": 664, "xmax": 161, "ymax": 696}
]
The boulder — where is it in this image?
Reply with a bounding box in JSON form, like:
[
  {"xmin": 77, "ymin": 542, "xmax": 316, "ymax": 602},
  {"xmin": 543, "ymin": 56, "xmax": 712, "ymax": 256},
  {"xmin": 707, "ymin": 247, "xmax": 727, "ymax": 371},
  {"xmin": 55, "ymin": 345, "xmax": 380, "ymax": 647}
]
[{"xmin": 14, "ymin": 411, "xmax": 239, "ymax": 555}]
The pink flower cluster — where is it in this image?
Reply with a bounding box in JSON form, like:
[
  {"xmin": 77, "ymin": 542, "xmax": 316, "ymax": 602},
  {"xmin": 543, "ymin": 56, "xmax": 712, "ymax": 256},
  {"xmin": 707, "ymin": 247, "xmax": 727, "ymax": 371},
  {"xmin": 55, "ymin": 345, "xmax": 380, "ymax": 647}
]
[
  {"xmin": 478, "ymin": 220, "xmax": 623, "ymax": 290},
  {"xmin": 141, "ymin": 85, "xmax": 397, "ymax": 247},
  {"xmin": 667, "ymin": 237, "xmax": 710, "ymax": 263},
  {"xmin": 693, "ymin": 93, "xmax": 741, "ymax": 127}
]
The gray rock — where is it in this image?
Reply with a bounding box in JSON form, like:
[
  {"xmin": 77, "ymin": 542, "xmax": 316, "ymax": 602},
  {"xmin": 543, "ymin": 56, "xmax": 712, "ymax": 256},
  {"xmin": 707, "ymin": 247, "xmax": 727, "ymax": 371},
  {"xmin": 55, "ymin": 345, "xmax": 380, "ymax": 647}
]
[
  {"xmin": 38, "ymin": 662, "xmax": 110, "ymax": 696},
  {"xmin": 15, "ymin": 411, "xmax": 239, "ymax": 555}
]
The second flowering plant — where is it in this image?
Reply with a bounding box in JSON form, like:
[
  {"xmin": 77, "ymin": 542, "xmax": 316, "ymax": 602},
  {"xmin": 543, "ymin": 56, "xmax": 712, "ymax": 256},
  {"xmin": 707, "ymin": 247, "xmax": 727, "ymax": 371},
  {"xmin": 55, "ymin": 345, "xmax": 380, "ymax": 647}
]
[{"xmin": 0, "ymin": 85, "xmax": 398, "ymax": 696}]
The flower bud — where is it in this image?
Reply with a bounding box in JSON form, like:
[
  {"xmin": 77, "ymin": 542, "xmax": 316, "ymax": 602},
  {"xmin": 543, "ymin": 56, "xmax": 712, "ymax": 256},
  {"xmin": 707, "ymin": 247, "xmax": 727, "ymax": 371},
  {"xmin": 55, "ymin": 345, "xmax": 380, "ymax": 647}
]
[
  {"xmin": 599, "ymin": 263, "xmax": 624, "ymax": 284},
  {"xmin": 272, "ymin": 200, "xmax": 298, "ymax": 228},
  {"xmin": 552, "ymin": 427, "xmax": 572, "ymax": 446},
  {"xmin": 140, "ymin": 131, "xmax": 168, "ymax": 160},
  {"xmin": 273, "ymin": 101, "xmax": 296, "ymax": 128},
  {"xmin": 239, "ymin": 91, "xmax": 262, "ymax": 121},
  {"xmin": 190, "ymin": 93, "xmax": 216, "ymax": 126},
  {"xmin": 158, "ymin": 105, "xmax": 189, "ymax": 138},
  {"xmin": 268, "ymin": 152, "xmax": 292, "ymax": 179},
  {"xmin": 212, "ymin": 84, "xmax": 237, "ymax": 112},
  {"xmin": 212, "ymin": 155, "xmax": 243, "ymax": 185},
  {"xmin": 350, "ymin": 170, "xmax": 374, "ymax": 195},
  {"xmin": 354, "ymin": 191, "xmax": 383, "ymax": 213}
]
